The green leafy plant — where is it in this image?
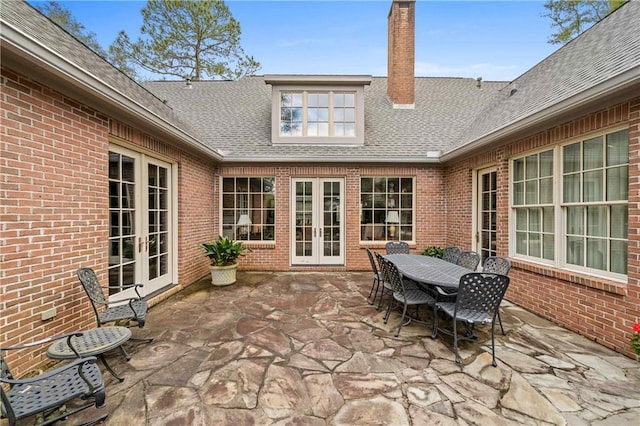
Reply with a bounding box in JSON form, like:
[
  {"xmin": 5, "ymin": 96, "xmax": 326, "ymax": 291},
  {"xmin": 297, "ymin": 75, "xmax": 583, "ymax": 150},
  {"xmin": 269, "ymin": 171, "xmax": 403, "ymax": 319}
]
[
  {"xmin": 201, "ymin": 236, "xmax": 249, "ymax": 266},
  {"xmin": 422, "ymin": 245, "xmax": 444, "ymax": 258},
  {"xmin": 631, "ymin": 323, "xmax": 640, "ymax": 356}
]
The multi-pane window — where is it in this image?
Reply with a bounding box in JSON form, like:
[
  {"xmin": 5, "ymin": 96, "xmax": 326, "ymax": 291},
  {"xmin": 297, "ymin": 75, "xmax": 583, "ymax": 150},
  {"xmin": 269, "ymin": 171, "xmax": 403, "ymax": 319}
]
[
  {"xmin": 221, "ymin": 177, "xmax": 275, "ymax": 241},
  {"xmin": 513, "ymin": 150, "xmax": 555, "ymax": 260},
  {"xmin": 511, "ymin": 129, "xmax": 629, "ymax": 277},
  {"xmin": 562, "ymin": 130, "xmax": 628, "ymax": 274},
  {"xmin": 360, "ymin": 177, "xmax": 413, "ymax": 241},
  {"xmin": 280, "ymin": 91, "xmax": 356, "ymax": 138}
]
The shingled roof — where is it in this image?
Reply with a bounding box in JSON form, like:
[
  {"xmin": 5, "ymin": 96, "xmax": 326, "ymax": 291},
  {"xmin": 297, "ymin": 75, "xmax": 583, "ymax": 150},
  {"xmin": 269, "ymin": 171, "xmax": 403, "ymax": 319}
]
[
  {"xmin": 2, "ymin": 0, "xmax": 639, "ymax": 164},
  {"xmin": 144, "ymin": 76, "xmax": 506, "ymax": 162},
  {"xmin": 446, "ymin": 0, "xmax": 640, "ymax": 158}
]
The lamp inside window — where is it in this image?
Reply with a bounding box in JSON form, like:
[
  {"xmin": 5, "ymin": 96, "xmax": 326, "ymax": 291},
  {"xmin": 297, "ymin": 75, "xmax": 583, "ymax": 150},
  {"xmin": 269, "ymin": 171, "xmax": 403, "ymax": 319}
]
[
  {"xmin": 386, "ymin": 211, "xmax": 399, "ymax": 238},
  {"xmin": 237, "ymin": 214, "xmax": 252, "ymax": 239}
]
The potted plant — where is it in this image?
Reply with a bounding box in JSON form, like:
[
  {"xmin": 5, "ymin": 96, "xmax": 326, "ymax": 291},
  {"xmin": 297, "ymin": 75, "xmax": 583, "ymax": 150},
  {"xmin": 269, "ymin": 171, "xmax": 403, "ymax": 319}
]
[{"xmin": 201, "ymin": 236, "xmax": 249, "ymax": 286}]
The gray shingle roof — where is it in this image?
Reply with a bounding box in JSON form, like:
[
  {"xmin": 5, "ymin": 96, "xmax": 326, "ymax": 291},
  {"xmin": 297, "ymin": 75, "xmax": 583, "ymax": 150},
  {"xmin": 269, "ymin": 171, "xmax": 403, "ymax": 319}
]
[
  {"xmin": 449, "ymin": 0, "xmax": 640, "ymax": 154},
  {"xmin": 3, "ymin": 0, "xmax": 639, "ymax": 163},
  {"xmin": 143, "ymin": 77, "xmax": 506, "ymax": 161},
  {"xmin": 1, "ymin": 0, "xmax": 207, "ymax": 148}
]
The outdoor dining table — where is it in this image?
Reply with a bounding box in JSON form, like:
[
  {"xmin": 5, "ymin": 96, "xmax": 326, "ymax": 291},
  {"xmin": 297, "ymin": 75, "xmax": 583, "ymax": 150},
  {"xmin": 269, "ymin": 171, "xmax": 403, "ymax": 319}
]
[{"xmin": 384, "ymin": 253, "xmax": 472, "ymax": 290}]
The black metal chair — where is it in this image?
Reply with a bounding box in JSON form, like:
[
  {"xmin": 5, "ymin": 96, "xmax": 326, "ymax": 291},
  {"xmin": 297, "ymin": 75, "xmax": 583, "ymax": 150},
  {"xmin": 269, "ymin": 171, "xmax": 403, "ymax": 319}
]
[
  {"xmin": 385, "ymin": 241, "xmax": 410, "ymax": 254},
  {"xmin": 379, "ymin": 257, "xmax": 436, "ymax": 337},
  {"xmin": 456, "ymin": 251, "xmax": 481, "ymax": 271},
  {"xmin": 77, "ymin": 267, "xmax": 154, "ymax": 347},
  {"xmin": 365, "ymin": 248, "xmax": 382, "ymax": 305},
  {"xmin": 374, "ymin": 252, "xmax": 394, "ymax": 310},
  {"xmin": 432, "ymin": 272, "xmax": 510, "ymax": 366},
  {"xmin": 482, "ymin": 256, "xmax": 512, "ymax": 335},
  {"xmin": 1, "ymin": 333, "xmax": 107, "ymax": 426},
  {"xmin": 442, "ymin": 246, "xmax": 462, "ymax": 264}
]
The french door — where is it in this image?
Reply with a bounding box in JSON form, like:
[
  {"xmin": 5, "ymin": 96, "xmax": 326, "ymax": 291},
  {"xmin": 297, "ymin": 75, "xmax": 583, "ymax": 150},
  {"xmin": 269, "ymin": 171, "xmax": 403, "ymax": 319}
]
[
  {"xmin": 475, "ymin": 167, "xmax": 497, "ymax": 264},
  {"xmin": 108, "ymin": 146, "xmax": 174, "ymax": 298},
  {"xmin": 291, "ymin": 178, "xmax": 344, "ymax": 265}
]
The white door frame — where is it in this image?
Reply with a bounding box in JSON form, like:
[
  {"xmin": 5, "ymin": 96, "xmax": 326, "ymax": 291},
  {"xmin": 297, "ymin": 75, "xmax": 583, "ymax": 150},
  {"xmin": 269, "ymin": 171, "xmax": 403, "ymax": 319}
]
[
  {"xmin": 290, "ymin": 178, "xmax": 345, "ymax": 265},
  {"xmin": 472, "ymin": 166, "xmax": 498, "ymax": 263},
  {"xmin": 108, "ymin": 145, "xmax": 177, "ymax": 298}
]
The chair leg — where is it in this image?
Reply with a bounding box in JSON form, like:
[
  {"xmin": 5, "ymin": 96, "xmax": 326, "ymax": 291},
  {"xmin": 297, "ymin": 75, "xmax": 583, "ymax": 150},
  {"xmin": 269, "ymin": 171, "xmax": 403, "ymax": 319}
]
[
  {"xmin": 431, "ymin": 305, "xmax": 439, "ymax": 339},
  {"xmin": 453, "ymin": 320, "xmax": 461, "ymax": 364},
  {"xmin": 396, "ymin": 303, "xmax": 409, "ymax": 337},
  {"xmin": 491, "ymin": 323, "xmax": 497, "ymax": 367},
  {"xmin": 367, "ymin": 276, "xmax": 378, "ymax": 304},
  {"xmin": 497, "ymin": 311, "xmax": 505, "ymax": 335},
  {"xmin": 383, "ymin": 298, "xmax": 393, "ymax": 323}
]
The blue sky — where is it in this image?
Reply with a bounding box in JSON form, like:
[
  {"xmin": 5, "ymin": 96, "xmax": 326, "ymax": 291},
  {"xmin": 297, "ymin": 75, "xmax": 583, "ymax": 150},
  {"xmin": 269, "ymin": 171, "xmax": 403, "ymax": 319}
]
[{"xmin": 31, "ymin": 0, "xmax": 559, "ymax": 82}]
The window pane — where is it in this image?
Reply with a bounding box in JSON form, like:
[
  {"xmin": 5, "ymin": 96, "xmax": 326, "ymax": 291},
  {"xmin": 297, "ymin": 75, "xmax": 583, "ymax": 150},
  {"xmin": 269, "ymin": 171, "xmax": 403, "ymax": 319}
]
[
  {"xmin": 543, "ymin": 234, "xmax": 555, "ymax": 260},
  {"xmin": 567, "ymin": 236, "xmax": 584, "ymax": 266},
  {"xmin": 586, "ymin": 238, "xmax": 606, "ymax": 270},
  {"xmin": 607, "ymin": 130, "xmax": 629, "ymax": 166},
  {"xmin": 513, "ymin": 182, "xmax": 524, "ymax": 205},
  {"xmin": 516, "ymin": 209, "xmax": 527, "ymax": 231},
  {"xmin": 344, "ymin": 123, "xmax": 355, "ymax": 136},
  {"xmin": 587, "ymin": 206, "xmax": 607, "ymax": 237},
  {"xmin": 563, "ymin": 174, "xmax": 580, "ymax": 203},
  {"xmin": 567, "ymin": 206, "xmax": 584, "ymax": 235},
  {"xmin": 514, "ymin": 158, "xmax": 524, "ymax": 181},
  {"xmin": 516, "ymin": 232, "xmax": 527, "ymax": 255},
  {"xmin": 540, "ymin": 150, "xmax": 554, "ymax": 177},
  {"xmin": 529, "ymin": 208, "xmax": 540, "ymax": 232},
  {"xmin": 529, "ymin": 233, "xmax": 541, "ymax": 257},
  {"xmin": 525, "ymin": 181, "xmax": 538, "ymax": 204},
  {"xmin": 583, "ymin": 136, "xmax": 603, "ymax": 170},
  {"xmin": 543, "ymin": 207, "xmax": 554, "ymax": 233},
  {"xmin": 607, "ymin": 166, "xmax": 628, "ymax": 201},
  {"xmin": 583, "ymin": 170, "xmax": 603, "ymax": 202},
  {"xmin": 610, "ymin": 240, "xmax": 627, "ymax": 274},
  {"xmin": 563, "ymin": 143, "xmax": 581, "ymax": 173},
  {"xmin": 526, "ymin": 155, "xmax": 538, "ymax": 179},
  {"xmin": 540, "ymin": 178, "xmax": 553, "ymax": 204},
  {"xmin": 610, "ymin": 205, "xmax": 627, "ymax": 239}
]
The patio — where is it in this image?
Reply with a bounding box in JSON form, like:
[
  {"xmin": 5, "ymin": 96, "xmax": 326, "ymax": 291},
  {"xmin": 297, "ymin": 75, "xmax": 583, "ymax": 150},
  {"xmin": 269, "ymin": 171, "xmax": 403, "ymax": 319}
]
[{"xmin": 67, "ymin": 271, "xmax": 639, "ymax": 425}]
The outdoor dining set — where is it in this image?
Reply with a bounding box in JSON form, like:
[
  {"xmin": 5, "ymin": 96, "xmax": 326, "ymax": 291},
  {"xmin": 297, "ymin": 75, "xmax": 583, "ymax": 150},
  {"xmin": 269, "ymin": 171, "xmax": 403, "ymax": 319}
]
[{"xmin": 365, "ymin": 242, "xmax": 511, "ymax": 367}]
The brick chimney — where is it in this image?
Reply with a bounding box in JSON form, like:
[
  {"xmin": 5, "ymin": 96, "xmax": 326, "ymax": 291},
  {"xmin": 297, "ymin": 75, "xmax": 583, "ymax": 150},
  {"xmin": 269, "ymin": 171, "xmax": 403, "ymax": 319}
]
[{"xmin": 387, "ymin": 0, "xmax": 415, "ymax": 108}]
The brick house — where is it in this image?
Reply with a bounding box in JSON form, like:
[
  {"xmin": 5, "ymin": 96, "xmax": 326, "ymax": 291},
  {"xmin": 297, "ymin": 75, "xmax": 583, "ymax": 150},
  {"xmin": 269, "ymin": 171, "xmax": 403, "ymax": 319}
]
[{"xmin": 1, "ymin": 0, "xmax": 639, "ymax": 374}]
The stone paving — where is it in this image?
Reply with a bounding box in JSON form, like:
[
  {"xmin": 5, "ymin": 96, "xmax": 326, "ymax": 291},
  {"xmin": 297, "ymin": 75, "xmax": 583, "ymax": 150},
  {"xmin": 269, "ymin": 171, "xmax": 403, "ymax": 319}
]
[{"xmin": 69, "ymin": 272, "xmax": 639, "ymax": 425}]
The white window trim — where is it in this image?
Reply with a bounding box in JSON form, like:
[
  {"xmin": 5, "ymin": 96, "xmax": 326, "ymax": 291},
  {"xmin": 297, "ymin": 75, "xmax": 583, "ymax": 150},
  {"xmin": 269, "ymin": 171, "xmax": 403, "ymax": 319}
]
[
  {"xmin": 269, "ymin": 84, "xmax": 366, "ymax": 146},
  {"xmin": 508, "ymin": 125, "xmax": 629, "ymax": 282}
]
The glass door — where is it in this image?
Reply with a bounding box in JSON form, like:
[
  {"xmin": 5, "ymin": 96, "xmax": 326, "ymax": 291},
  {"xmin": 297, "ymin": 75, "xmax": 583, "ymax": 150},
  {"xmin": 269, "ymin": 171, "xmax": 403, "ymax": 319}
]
[
  {"xmin": 476, "ymin": 168, "xmax": 497, "ymax": 264},
  {"xmin": 109, "ymin": 147, "xmax": 174, "ymax": 298},
  {"xmin": 291, "ymin": 178, "xmax": 344, "ymax": 265}
]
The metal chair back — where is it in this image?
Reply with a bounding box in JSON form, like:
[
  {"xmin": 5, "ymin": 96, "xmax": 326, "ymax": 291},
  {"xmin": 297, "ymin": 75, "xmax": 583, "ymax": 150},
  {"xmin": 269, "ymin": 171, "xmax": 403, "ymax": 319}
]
[
  {"xmin": 442, "ymin": 246, "xmax": 462, "ymax": 263},
  {"xmin": 457, "ymin": 251, "xmax": 480, "ymax": 271},
  {"xmin": 456, "ymin": 273, "xmax": 510, "ymax": 318},
  {"xmin": 482, "ymin": 256, "xmax": 511, "ymax": 275},
  {"xmin": 385, "ymin": 241, "xmax": 410, "ymax": 254}
]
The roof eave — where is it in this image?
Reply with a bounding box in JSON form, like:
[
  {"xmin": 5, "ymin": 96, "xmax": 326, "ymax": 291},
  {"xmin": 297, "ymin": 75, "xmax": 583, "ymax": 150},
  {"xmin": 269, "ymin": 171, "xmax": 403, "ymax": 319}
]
[
  {"xmin": 220, "ymin": 155, "xmax": 441, "ymax": 164},
  {"xmin": 440, "ymin": 66, "xmax": 640, "ymax": 162},
  {"xmin": 1, "ymin": 21, "xmax": 223, "ymax": 162}
]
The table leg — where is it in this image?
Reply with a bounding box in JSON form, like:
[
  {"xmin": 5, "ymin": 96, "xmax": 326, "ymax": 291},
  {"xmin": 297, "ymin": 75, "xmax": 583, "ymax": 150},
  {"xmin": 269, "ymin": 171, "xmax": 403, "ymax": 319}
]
[{"xmin": 99, "ymin": 354, "xmax": 125, "ymax": 382}]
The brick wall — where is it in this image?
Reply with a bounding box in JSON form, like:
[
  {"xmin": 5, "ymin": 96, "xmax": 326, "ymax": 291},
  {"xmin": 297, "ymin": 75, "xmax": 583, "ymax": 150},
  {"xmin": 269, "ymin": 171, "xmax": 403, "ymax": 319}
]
[
  {"xmin": 2, "ymin": 67, "xmax": 110, "ymax": 373},
  {"xmin": 444, "ymin": 98, "xmax": 640, "ymax": 358},
  {"xmin": 1, "ymin": 67, "xmax": 218, "ymax": 375},
  {"xmin": 217, "ymin": 164, "xmax": 445, "ymax": 272}
]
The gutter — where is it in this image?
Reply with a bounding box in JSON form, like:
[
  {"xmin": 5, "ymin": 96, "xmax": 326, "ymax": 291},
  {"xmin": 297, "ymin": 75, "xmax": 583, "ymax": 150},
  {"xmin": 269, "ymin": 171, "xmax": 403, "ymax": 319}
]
[
  {"xmin": 221, "ymin": 152, "xmax": 442, "ymax": 164},
  {"xmin": 1, "ymin": 21, "xmax": 222, "ymax": 162},
  {"xmin": 440, "ymin": 65, "xmax": 640, "ymax": 162}
]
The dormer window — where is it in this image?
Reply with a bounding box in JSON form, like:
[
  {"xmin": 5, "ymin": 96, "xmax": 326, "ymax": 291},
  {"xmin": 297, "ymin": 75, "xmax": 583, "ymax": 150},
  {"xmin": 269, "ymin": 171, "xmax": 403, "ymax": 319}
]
[{"xmin": 266, "ymin": 75, "xmax": 371, "ymax": 145}]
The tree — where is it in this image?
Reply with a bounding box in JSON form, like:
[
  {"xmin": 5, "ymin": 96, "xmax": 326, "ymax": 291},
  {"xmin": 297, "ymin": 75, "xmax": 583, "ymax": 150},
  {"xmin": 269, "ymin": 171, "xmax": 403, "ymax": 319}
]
[
  {"xmin": 542, "ymin": 0, "xmax": 625, "ymax": 45},
  {"xmin": 109, "ymin": 0, "xmax": 260, "ymax": 81},
  {"xmin": 34, "ymin": 1, "xmax": 105, "ymax": 55},
  {"xmin": 35, "ymin": 1, "xmax": 140, "ymax": 80}
]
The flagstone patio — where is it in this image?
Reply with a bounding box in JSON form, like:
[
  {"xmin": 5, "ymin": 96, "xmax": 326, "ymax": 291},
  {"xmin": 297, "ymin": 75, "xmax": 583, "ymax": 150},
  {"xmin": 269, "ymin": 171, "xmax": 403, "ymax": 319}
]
[{"xmin": 68, "ymin": 272, "xmax": 639, "ymax": 425}]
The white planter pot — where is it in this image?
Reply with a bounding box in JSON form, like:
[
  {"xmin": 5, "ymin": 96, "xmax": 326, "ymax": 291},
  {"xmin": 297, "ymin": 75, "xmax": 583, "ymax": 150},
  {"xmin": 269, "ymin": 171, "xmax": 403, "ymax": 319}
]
[{"xmin": 209, "ymin": 263, "xmax": 238, "ymax": 286}]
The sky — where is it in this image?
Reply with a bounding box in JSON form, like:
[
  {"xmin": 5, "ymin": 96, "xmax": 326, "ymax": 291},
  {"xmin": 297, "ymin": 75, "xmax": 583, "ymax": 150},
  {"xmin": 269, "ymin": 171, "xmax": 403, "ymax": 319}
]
[{"xmin": 29, "ymin": 0, "xmax": 560, "ymax": 82}]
